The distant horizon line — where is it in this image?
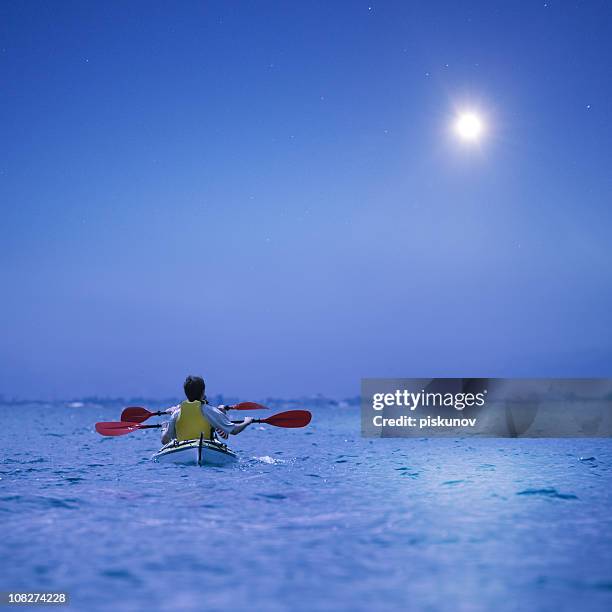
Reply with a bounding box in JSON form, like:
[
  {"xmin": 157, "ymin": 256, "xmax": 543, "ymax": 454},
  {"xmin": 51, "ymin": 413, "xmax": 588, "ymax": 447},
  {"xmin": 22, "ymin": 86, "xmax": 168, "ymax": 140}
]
[{"xmin": 0, "ymin": 394, "xmax": 360, "ymax": 407}]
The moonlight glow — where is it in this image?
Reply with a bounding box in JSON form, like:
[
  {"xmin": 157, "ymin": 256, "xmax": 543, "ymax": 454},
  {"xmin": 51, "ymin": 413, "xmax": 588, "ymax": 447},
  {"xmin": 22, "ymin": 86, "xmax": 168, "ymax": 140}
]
[{"xmin": 454, "ymin": 112, "xmax": 484, "ymax": 141}]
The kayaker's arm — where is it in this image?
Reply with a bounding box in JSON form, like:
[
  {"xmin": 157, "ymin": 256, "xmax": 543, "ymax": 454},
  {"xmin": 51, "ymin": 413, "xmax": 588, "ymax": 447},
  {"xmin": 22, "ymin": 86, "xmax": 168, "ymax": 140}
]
[
  {"xmin": 202, "ymin": 404, "xmax": 253, "ymax": 436},
  {"xmin": 230, "ymin": 417, "xmax": 254, "ymax": 435},
  {"xmin": 160, "ymin": 412, "xmax": 178, "ymax": 444}
]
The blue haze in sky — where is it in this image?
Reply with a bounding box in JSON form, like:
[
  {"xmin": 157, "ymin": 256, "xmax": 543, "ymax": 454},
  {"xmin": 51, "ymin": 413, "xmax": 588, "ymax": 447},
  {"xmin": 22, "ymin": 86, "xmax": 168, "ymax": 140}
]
[{"xmin": 1, "ymin": 1, "xmax": 611, "ymax": 399}]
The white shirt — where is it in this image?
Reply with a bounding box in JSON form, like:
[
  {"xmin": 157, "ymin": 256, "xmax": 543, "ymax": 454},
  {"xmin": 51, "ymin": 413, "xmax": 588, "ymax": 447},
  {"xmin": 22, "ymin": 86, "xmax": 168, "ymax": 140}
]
[{"xmin": 161, "ymin": 403, "xmax": 236, "ymax": 440}]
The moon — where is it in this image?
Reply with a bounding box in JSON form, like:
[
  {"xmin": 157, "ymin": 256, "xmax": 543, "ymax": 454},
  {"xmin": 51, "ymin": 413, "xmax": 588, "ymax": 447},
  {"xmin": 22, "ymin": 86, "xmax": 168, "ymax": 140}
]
[{"xmin": 454, "ymin": 112, "xmax": 484, "ymax": 142}]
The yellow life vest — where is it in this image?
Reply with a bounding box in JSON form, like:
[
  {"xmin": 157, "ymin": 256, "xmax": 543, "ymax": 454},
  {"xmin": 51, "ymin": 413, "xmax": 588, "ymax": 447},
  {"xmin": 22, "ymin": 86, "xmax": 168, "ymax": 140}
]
[{"xmin": 175, "ymin": 400, "xmax": 213, "ymax": 441}]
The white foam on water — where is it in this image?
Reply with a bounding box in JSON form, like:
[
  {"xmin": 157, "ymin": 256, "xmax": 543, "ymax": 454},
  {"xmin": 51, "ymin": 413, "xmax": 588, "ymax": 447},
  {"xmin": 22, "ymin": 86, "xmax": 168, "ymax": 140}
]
[{"xmin": 254, "ymin": 455, "xmax": 284, "ymax": 464}]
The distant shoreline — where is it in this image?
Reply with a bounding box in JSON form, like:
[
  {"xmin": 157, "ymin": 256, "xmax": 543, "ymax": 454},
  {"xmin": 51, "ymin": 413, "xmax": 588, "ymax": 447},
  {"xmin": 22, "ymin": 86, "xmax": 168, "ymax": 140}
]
[{"xmin": 0, "ymin": 396, "xmax": 360, "ymax": 409}]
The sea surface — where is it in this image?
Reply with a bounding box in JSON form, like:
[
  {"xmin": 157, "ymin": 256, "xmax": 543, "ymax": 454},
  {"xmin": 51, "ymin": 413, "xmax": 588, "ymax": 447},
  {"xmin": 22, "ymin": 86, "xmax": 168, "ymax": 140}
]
[{"xmin": 1, "ymin": 402, "xmax": 611, "ymax": 611}]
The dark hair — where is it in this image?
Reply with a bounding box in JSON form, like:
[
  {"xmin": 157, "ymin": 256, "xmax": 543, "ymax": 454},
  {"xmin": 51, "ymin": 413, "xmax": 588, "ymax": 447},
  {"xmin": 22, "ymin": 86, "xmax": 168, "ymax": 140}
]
[{"xmin": 184, "ymin": 375, "xmax": 205, "ymax": 402}]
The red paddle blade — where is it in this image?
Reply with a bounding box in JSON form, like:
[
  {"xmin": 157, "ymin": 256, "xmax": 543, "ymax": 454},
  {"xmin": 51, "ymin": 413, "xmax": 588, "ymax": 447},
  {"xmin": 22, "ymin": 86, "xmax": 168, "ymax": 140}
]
[
  {"xmin": 120, "ymin": 406, "xmax": 154, "ymax": 423},
  {"xmin": 95, "ymin": 421, "xmax": 143, "ymax": 436},
  {"xmin": 261, "ymin": 410, "xmax": 312, "ymax": 428},
  {"xmin": 234, "ymin": 402, "xmax": 269, "ymax": 411}
]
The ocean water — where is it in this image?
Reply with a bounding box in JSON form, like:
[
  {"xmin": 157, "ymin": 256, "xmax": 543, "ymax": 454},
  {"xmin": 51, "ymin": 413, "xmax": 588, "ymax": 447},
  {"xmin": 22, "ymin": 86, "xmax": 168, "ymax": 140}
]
[{"xmin": 1, "ymin": 402, "xmax": 611, "ymax": 612}]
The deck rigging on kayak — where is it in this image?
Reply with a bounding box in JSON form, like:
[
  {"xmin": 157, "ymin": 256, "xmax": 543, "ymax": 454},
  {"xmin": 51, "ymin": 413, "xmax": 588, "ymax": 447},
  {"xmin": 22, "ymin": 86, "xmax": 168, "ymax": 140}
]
[{"xmin": 154, "ymin": 436, "xmax": 239, "ymax": 466}]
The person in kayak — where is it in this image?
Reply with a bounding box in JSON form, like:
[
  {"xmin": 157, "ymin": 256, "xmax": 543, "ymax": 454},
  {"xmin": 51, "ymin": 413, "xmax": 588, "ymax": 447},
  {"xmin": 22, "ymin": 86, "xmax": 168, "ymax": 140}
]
[{"xmin": 160, "ymin": 375, "xmax": 253, "ymax": 445}]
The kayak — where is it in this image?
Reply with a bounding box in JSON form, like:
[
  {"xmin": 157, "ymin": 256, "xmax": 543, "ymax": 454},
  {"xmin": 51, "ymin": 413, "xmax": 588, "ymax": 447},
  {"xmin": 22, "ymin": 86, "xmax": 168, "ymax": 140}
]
[{"xmin": 152, "ymin": 438, "xmax": 238, "ymax": 466}]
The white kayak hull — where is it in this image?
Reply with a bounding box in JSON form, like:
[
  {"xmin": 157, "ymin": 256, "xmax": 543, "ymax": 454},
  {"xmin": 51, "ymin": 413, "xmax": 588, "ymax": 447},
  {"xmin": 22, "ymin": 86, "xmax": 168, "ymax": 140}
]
[{"xmin": 152, "ymin": 439, "xmax": 237, "ymax": 466}]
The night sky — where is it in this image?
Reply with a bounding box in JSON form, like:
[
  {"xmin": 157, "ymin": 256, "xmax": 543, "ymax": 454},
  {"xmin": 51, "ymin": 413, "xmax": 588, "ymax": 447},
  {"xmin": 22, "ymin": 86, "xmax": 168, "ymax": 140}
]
[{"xmin": 2, "ymin": 1, "xmax": 611, "ymax": 400}]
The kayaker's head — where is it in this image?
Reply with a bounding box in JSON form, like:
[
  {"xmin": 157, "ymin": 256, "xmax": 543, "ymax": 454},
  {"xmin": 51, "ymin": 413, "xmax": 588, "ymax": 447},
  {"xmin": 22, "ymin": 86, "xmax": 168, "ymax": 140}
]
[{"xmin": 184, "ymin": 375, "xmax": 205, "ymax": 402}]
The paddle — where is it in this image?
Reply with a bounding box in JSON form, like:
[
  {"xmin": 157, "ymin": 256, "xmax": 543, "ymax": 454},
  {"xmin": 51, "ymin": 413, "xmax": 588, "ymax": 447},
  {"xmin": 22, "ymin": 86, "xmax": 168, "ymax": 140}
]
[
  {"xmin": 120, "ymin": 402, "xmax": 269, "ymax": 424},
  {"xmin": 95, "ymin": 421, "xmax": 161, "ymax": 436},
  {"xmin": 250, "ymin": 410, "xmax": 312, "ymax": 429},
  {"xmin": 95, "ymin": 409, "xmax": 312, "ymax": 437},
  {"xmin": 119, "ymin": 408, "xmax": 164, "ymax": 423},
  {"xmin": 234, "ymin": 402, "xmax": 269, "ymax": 412}
]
